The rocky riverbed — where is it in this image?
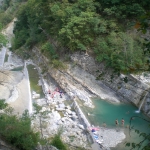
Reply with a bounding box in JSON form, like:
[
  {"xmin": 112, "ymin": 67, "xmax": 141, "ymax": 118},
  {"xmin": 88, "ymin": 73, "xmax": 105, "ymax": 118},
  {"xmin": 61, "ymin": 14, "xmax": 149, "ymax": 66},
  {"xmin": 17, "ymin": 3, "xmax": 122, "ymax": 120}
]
[{"xmin": 0, "ymin": 46, "xmax": 126, "ymax": 150}]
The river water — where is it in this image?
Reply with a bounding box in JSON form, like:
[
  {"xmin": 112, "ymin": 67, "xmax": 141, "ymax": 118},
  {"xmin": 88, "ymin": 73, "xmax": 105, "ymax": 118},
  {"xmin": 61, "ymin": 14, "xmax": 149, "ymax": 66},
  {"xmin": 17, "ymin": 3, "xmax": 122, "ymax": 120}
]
[
  {"xmin": 27, "ymin": 64, "xmax": 44, "ymax": 98},
  {"xmin": 81, "ymin": 98, "xmax": 150, "ymax": 150}
]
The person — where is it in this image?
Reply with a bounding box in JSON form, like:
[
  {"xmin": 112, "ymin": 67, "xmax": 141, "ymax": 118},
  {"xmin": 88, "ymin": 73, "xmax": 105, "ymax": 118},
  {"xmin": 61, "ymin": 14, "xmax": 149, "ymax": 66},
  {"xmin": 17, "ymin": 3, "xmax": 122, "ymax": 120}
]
[
  {"xmin": 59, "ymin": 90, "xmax": 63, "ymax": 94},
  {"xmin": 55, "ymin": 87, "xmax": 59, "ymax": 92},
  {"xmin": 48, "ymin": 89, "xmax": 51, "ymax": 94},
  {"xmin": 121, "ymin": 118, "xmax": 125, "ymax": 126},
  {"xmin": 131, "ymin": 117, "xmax": 135, "ymax": 120},
  {"xmin": 103, "ymin": 122, "xmax": 106, "ymax": 128},
  {"xmin": 59, "ymin": 91, "xmax": 63, "ymax": 98},
  {"xmin": 115, "ymin": 119, "xmax": 119, "ymax": 126}
]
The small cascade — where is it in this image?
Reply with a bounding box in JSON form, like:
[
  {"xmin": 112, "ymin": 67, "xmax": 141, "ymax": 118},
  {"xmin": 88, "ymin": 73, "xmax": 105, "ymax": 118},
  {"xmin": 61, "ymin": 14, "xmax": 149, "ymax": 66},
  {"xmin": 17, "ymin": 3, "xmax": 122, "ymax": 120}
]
[
  {"xmin": 0, "ymin": 47, "xmax": 6, "ymax": 67},
  {"xmin": 24, "ymin": 62, "xmax": 33, "ymax": 114},
  {"xmin": 136, "ymin": 90, "xmax": 149, "ymax": 113}
]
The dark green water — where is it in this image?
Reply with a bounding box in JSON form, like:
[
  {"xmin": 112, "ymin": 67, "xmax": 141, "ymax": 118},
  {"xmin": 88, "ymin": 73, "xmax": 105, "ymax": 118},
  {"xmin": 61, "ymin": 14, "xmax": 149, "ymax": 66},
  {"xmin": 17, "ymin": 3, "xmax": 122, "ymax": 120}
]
[
  {"xmin": 11, "ymin": 66, "xmax": 23, "ymax": 71},
  {"xmin": 27, "ymin": 64, "xmax": 44, "ymax": 98},
  {"xmin": 80, "ymin": 98, "xmax": 150, "ymax": 150},
  {"xmin": 4, "ymin": 54, "xmax": 8, "ymax": 62}
]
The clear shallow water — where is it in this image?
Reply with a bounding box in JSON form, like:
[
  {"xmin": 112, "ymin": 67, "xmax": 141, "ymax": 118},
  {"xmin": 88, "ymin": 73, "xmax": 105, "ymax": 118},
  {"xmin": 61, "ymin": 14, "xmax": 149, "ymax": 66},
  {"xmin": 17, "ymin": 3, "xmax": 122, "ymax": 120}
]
[
  {"xmin": 80, "ymin": 98, "xmax": 150, "ymax": 150},
  {"xmin": 27, "ymin": 64, "xmax": 44, "ymax": 98}
]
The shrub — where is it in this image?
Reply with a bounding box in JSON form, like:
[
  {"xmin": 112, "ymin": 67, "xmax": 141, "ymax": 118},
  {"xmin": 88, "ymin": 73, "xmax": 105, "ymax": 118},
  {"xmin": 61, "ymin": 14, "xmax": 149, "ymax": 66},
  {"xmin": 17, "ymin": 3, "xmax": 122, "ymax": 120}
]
[
  {"xmin": 51, "ymin": 135, "xmax": 67, "ymax": 150},
  {"xmin": 0, "ymin": 101, "xmax": 40, "ymax": 150}
]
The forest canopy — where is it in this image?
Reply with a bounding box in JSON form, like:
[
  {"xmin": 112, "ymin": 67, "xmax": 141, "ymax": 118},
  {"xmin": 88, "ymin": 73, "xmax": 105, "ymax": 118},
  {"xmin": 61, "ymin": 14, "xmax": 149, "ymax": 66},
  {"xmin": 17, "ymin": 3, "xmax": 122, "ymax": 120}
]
[{"xmin": 7, "ymin": 0, "xmax": 150, "ymax": 73}]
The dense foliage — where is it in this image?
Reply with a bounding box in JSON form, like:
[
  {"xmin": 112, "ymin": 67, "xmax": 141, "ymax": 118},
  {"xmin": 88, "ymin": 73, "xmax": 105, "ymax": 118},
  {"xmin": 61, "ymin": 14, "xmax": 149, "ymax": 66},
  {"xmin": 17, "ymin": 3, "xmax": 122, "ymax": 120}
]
[
  {"xmin": 51, "ymin": 134, "xmax": 67, "ymax": 150},
  {"xmin": 0, "ymin": 23, "xmax": 7, "ymax": 46},
  {"xmin": 0, "ymin": 100, "xmax": 40, "ymax": 150},
  {"xmin": 95, "ymin": 0, "xmax": 150, "ymax": 19},
  {"xmin": 0, "ymin": 0, "xmax": 27, "ymax": 26},
  {"xmin": 126, "ymin": 116, "xmax": 150, "ymax": 150},
  {"xmin": 11, "ymin": 0, "xmax": 150, "ymax": 73}
]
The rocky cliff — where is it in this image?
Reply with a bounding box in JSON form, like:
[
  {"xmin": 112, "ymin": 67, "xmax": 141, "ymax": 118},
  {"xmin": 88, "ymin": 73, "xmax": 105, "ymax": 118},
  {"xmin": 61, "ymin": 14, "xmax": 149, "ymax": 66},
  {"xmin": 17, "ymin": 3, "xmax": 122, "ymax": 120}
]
[
  {"xmin": 31, "ymin": 47, "xmax": 150, "ymax": 117},
  {"xmin": 71, "ymin": 52, "xmax": 150, "ymax": 116}
]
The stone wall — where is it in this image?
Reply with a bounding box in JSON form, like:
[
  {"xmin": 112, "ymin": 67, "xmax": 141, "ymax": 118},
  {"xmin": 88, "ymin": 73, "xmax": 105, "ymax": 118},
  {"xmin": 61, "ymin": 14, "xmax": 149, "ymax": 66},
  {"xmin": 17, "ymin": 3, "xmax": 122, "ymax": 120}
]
[{"xmin": 72, "ymin": 99, "xmax": 91, "ymax": 128}]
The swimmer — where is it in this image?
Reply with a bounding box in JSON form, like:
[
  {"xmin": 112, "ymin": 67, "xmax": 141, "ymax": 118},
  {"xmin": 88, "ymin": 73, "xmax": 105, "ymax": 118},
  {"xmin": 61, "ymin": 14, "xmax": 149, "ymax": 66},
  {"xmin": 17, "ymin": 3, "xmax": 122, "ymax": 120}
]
[{"xmin": 115, "ymin": 119, "xmax": 119, "ymax": 126}]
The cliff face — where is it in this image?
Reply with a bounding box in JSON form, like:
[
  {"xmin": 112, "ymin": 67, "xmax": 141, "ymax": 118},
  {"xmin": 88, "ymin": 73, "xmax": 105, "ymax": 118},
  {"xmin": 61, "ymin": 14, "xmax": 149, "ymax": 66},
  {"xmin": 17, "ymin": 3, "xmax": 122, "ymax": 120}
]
[
  {"xmin": 71, "ymin": 52, "xmax": 150, "ymax": 115},
  {"xmin": 32, "ymin": 47, "xmax": 150, "ymax": 117}
]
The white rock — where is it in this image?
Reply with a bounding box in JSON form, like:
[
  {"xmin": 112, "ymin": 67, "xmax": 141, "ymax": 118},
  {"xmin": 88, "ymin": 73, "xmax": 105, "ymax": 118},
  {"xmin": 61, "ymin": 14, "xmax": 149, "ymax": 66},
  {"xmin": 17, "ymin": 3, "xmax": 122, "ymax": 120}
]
[
  {"xmin": 72, "ymin": 112, "xmax": 76, "ymax": 115},
  {"xmin": 40, "ymin": 107, "xmax": 47, "ymax": 112},
  {"xmin": 56, "ymin": 108, "xmax": 65, "ymax": 111},
  {"xmin": 66, "ymin": 105, "xmax": 71, "ymax": 109},
  {"xmin": 61, "ymin": 118, "xmax": 65, "ymax": 122},
  {"xmin": 78, "ymin": 124, "xmax": 84, "ymax": 130},
  {"xmin": 32, "ymin": 91, "xmax": 36, "ymax": 95},
  {"xmin": 66, "ymin": 109, "xmax": 72, "ymax": 115},
  {"xmin": 33, "ymin": 94, "xmax": 40, "ymax": 99},
  {"xmin": 59, "ymin": 103, "xmax": 65, "ymax": 108}
]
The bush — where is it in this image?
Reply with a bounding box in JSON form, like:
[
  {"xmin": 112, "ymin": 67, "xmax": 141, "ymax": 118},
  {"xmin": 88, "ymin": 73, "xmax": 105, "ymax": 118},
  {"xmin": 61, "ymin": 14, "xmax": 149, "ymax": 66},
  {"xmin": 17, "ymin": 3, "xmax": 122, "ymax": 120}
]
[
  {"xmin": 51, "ymin": 135, "xmax": 67, "ymax": 150},
  {"xmin": 0, "ymin": 13, "xmax": 13, "ymax": 26},
  {"xmin": 0, "ymin": 101, "xmax": 40, "ymax": 150},
  {"xmin": 52, "ymin": 59, "xmax": 65, "ymax": 69},
  {"xmin": 41, "ymin": 42, "xmax": 58, "ymax": 59}
]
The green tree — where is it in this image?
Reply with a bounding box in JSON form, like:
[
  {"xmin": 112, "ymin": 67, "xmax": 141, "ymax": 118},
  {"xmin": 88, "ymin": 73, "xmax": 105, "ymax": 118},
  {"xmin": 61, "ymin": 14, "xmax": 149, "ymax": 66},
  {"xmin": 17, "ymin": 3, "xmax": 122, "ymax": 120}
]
[
  {"xmin": 94, "ymin": 32, "xmax": 147, "ymax": 73},
  {"xmin": 126, "ymin": 116, "xmax": 150, "ymax": 150},
  {"xmin": 0, "ymin": 23, "xmax": 7, "ymax": 46},
  {"xmin": 0, "ymin": 101, "xmax": 40, "ymax": 150}
]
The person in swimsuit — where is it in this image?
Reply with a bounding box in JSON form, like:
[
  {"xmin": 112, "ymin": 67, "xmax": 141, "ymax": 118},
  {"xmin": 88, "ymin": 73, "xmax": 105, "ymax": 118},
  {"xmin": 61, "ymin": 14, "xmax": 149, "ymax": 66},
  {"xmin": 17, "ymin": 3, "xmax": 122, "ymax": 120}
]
[
  {"xmin": 121, "ymin": 118, "xmax": 125, "ymax": 126},
  {"xmin": 115, "ymin": 119, "xmax": 119, "ymax": 126}
]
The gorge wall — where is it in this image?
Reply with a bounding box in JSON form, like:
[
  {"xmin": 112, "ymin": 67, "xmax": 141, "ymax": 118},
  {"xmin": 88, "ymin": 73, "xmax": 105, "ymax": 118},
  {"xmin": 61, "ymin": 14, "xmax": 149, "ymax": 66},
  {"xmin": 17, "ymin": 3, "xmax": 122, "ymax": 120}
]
[
  {"xmin": 71, "ymin": 52, "xmax": 150, "ymax": 115},
  {"xmin": 31, "ymin": 47, "xmax": 150, "ymax": 117}
]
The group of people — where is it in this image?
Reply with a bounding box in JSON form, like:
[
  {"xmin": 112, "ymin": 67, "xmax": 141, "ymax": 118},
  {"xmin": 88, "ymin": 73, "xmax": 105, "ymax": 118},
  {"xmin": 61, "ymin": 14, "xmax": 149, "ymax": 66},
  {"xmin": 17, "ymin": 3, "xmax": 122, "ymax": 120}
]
[
  {"xmin": 48, "ymin": 87, "xmax": 63, "ymax": 98},
  {"xmin": 102, "ymin": 118, "xmax": 125, "ymax": 128},
  {"xmin": 115, "ymin": 118, "xmax": 125, "ymax": 126}
]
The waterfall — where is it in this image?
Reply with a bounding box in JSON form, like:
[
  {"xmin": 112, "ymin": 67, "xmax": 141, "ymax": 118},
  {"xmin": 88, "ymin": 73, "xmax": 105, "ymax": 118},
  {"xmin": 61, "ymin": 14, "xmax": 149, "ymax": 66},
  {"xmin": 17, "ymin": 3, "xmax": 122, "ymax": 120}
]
[
  {"xmin": 24, "ymin": 62, "xmax": 33, "ymax": 114},
  {"xmin": 0, "ymin": 47, "xmax": 6, "ymax": 67},
  {"xmin": 136, "ymin": 91, "xmax": 149, "ymax": 113}
]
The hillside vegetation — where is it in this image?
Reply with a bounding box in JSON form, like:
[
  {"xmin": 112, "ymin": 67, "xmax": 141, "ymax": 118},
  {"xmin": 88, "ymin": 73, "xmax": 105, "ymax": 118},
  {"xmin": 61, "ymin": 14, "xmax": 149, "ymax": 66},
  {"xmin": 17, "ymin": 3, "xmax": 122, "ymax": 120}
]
[
  {"xmin": 7, "ymin": 0, "xmax": 150, "ymax": 73},
  {"xmin": 0, "ymin": 1, "xmax": 150, "ymax": 150}
]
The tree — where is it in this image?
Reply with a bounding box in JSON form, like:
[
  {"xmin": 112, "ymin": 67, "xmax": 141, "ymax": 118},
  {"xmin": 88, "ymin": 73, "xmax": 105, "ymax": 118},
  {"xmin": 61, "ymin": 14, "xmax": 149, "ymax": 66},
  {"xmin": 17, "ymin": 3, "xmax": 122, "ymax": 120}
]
[
  {"xmin": 126, "ymin": 116, "xmax": 150, "ymax": 150},
  {"xmin": 0, "ymin": 23, "xmax": 7, "ymax": 46},
  {"xmin": 0, "ymin": 101, "xmax": 40, "ymax": 150},
  {"xmin": 94, "ymin": 31, "xmax": 147, "ymax": 73}
]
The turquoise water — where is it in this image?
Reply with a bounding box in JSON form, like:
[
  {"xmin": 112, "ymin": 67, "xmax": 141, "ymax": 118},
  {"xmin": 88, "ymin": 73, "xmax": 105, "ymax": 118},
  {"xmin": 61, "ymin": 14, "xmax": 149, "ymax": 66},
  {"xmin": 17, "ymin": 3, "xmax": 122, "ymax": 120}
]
[{"xmin": 80, "ymin": 98, "xmax": 150, "ymax": 150}]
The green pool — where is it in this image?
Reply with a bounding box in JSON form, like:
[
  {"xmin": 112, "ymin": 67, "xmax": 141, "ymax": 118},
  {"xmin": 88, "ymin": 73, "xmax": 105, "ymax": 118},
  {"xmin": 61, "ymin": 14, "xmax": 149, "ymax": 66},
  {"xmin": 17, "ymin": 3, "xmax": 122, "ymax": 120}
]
[
  {"xmin": 80, "ymin": 98, "xmax": 150, "ymax": 150},
  {"xmin": 27, "ymin": 64, "xmax": 45, "ymax": 98}
]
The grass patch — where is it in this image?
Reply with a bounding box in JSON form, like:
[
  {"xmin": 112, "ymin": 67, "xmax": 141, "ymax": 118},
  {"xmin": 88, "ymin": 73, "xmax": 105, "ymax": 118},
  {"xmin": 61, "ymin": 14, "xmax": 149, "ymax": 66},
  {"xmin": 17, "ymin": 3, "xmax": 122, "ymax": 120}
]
[{"xmin": 58, "ymin": 111, "xmax": 64, "ymax": 117}]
